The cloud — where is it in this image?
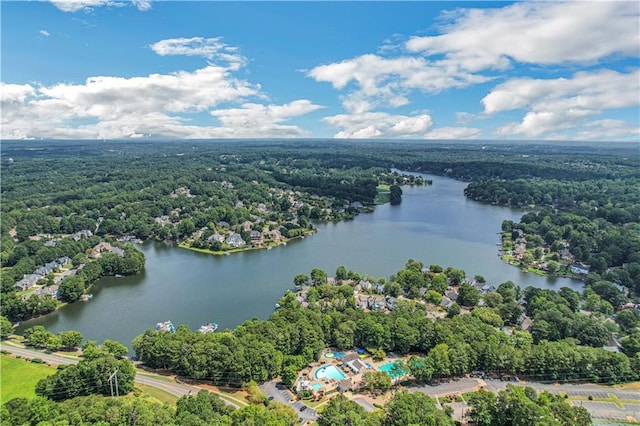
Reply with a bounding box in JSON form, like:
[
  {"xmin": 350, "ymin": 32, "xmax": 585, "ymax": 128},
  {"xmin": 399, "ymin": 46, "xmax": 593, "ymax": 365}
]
[
  {"xmin": 39, "ymin": 30, "xmax": 51, "ymax": 37},
  {"xmin": 209, "ymin": 101, "xmax": 324, "ymax": 137},
  {"xmin": 50, "ymin": 0, "xmax": 150, "ymax": 12},
  {"xmin": 1, "ymin": 66, "xmax": 318, "ymax": 139},
  {"xmin": 424, "ymin": 127, "xmax": 481, "ymax": 140},
  {"xmin": 131, "ymin": 0, "xmax": 151, "ymax": 11},
  {"xmin": 485, "ymin": 69, "xmax": 640, "ymax": 137},
  {"xmin": 406, "ymin": 2, "xmax": 639, "ymax": 71},
  {"xmin": 150, "ymin": 37, "xmax": 245, "ymax": 68},
  {"xmin": 308, "ymin": 54, "xmax": 488, "ymax": 113},
  {"xmin": 324, "ymin": 112, "xmax": 434, "ymax": 139},
  {"xmin": 574, "ymin": 120, "xmax": 640, "ymax": 141}
]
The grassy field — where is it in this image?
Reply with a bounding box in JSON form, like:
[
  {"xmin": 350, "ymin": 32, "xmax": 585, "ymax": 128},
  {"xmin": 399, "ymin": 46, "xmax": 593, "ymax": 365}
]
[
  {"xmin": 1, "ymin": 355, "xmax": 56, "ymax": 404},
  {"xmin": 135, "ymin": 383, "xmax": 179, "ymax": 406},
  {"xmin": 375, "ymin": 185, "xmax": 391, "ymax": 205}
]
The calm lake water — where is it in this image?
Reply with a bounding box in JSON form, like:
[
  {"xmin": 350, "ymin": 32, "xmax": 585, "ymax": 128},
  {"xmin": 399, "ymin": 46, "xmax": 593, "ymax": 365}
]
[{"xmin": 18, "ymin": 173, "xmax": 582, "ymax": 348}]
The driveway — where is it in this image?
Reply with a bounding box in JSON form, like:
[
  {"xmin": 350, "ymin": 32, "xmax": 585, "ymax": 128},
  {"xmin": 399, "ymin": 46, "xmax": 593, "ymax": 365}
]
[
  {"xmin": 353, "ymin": 397, "xmax": 376, "ymax": 412},
  {"xmin": 260, "ymin": 380, "xmax": 317, "ymax": 423}
]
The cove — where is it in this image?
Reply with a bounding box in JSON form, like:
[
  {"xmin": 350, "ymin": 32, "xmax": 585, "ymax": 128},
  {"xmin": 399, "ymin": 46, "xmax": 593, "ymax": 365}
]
[{"xmin": 17, "ymin": 173, "xmax": 582, "ymax": 348}]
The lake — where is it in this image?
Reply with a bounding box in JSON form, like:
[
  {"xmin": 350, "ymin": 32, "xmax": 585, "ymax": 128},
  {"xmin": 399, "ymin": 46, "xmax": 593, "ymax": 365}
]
[{"xmin": 17, "ymin": 173, "xmax": 582, "ymax": 348}]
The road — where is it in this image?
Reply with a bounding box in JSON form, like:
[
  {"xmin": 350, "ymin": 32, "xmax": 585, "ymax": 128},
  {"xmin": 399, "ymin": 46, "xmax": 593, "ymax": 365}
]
[
  {"xmin": 410, "ymin": 377, "xmax": 640, "ymax": 423},
  {"xmin": 0, "ymin": 344, "xmax": 241, "ymax": 408}
]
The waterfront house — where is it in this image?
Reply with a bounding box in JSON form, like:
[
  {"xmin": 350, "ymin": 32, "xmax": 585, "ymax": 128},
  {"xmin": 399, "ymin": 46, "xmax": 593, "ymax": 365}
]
[
  {"xmin": 570, "ymin": 264, "xmax": 590, "ymax": 275},
  {"xmin": 225, "ymin": 233, "xmax": 246, "ymax": 248},
  {"xmin": 16, "ymin": 274, "xmax": 41, "ymax": 291},
  {"xmin": 249, "ymin": 230, "xmax": 263, "ymax": 243}
]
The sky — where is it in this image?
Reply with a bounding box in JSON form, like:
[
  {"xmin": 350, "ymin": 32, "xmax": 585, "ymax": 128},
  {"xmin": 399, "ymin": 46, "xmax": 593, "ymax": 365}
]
[{"xmin": 1, "ymin": 1, "xmax": 639, "ymax": 141}]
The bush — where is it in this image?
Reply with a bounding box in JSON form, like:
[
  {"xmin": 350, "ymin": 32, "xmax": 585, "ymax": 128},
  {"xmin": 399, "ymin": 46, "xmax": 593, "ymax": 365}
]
[{"xmin": 31, "ymin": 358, "xmax": 44, "ymax": 364}]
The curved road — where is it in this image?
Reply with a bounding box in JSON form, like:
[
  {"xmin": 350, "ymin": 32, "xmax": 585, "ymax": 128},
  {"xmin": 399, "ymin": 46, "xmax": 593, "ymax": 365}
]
[{"xmin": 0, "ymin": 344, "xmax": 242, "ymax": 409}]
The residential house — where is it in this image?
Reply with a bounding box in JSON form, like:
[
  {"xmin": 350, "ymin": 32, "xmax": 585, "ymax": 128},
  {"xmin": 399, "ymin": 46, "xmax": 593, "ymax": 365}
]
[
  {"xmin": 386, "ymin": 297, "xmax": 398, "ymax": 311},
  {"xmin": 570, "ymin": 264, "xmax": 590, "ymax": 275},
  {"xmin": 207, "ymin": 233, "xmax": 224, "ymax": 243},
  {"xmin": 90, "ymin": 242, "xmax": 125, "ymax": 258},
  {"xmin": 249, "ymin": 230, "xmax": 263, "ymax": 244},
  {"xmin": 71, "ymin": 229, "xmax": 93, "ymax": 241},
  {"xmin": 16, "ymin": 274, "xmax": 41, "ymax": 291},
  {"xmin": 376, "ymin": 284, "xmax": 385, "ymax": 294},
  {"xmin": 57, "ymin": 256, "xmax": 72, "ymax": 265},
  {"xmin": 369, "ymin": 295, "xmax": 386, "ymax": 310},
  {"xmin": 242, "ymin": 221, "xmax": 254, "ymax": 231},
  {"xmin": 225, "ymin": 233, "xmax": 246, "ymax": 248},
  {"xmin": 479, "ymin": 284, "xmax": 496, "ymax": 294},
  {"xmin": 360, "ymin": 281, "xmax": 372, "ymax": 291}
]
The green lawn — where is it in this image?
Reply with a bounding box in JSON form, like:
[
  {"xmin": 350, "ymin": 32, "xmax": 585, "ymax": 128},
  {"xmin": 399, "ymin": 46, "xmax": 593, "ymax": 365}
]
[
  {"xmin": 1, "ymin": 355, "xmax": 56, "ymax": 404},
  {"xmin": 375, "ymin": 185, "xmax": 391, "ymax": 205},
  {"xmin": 135, "ymin": 383, "xmax": 179, "ymax": 406}
]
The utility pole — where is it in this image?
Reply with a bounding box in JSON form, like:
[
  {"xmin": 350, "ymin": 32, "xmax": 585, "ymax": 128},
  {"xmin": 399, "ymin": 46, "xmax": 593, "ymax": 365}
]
[{"xmin": 108, "ymin": 369, "xmax": 119, "ymax": 397}]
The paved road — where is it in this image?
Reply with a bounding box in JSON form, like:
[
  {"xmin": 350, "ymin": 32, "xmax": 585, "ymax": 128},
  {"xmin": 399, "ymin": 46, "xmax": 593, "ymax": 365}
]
[
  {"xmin": 409, "ymin": 377, "xmax": 639, "ymax": 422},
  {"xmin": 1, "ymin": 344, "xmax": 241, "ymax": 408},
  {"xmin": 353, "ymin": 397, "xmax": 376, "ymax": 412},
  {"xmin": 260, "ymin": 380, "xmax": 317, "ymax": 424}
]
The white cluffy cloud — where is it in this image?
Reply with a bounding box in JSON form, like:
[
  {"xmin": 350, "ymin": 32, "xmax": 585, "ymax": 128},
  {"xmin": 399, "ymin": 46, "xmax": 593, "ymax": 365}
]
[
  {"xmin": 40, "ymin": 30, "xmax": 51, "ymax": 37},
  {"xmin": 308, "ymin": 1, "xmax": 639, "ymax": 140},
  {"xmin": 324, "ymin": 112, "xmax": 434, "ymax": 139},
  {"xmin": 1, "ymin": 64, "xmax": 321, "ymax": 139},
  {"xmin": 308, "ymin": 54, "xmax": 488, "ymax": 113},
  {"xmin": 150, "ymin": 37, "xmax": 245, "ymax": 68},
  {"xmin": 406, "ymin": 1, "xmax": 639, "ymax": 71},
  {"xmin": 485, "ymin": 69, "xmax": 640, "ymax": 137},
  {"xmin": 50, "ymin": 0, "xmax": 150, "ymax": 12}
]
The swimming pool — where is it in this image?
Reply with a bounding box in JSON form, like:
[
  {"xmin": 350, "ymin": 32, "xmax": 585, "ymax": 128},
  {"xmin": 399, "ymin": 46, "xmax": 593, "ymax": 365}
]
[
  {"xmin": 315, "ymin": 364, "xmax": 347, "ymax": 381},
  {"xmin": 378, "ymin": 361, "xmax": 406, "ymax": 379},
  {"xmin": 324, "ymin": 351, "xmax": 346, "ymax": 358},
  {"xmin": 311, "ymin": 383, "xmax": 323, "ymax": 390}
]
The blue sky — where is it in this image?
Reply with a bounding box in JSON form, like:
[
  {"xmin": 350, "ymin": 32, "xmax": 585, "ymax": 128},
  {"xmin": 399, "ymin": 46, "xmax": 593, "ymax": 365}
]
[{"xmin": 1, "ymin": 1, "xmax": 638, "ymax": 141}]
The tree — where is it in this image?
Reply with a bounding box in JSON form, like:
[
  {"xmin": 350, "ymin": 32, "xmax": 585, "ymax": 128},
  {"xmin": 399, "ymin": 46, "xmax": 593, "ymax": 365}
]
[
  {"xmin": 310, "ymin": 268, "xmax": 327, "ymax": 285},
  {"xmin": 57, "ymin": 276, "xmax": 85, "ymax": 303},
  {"xmin": 363, "ymin": 371, "xmax": 392, "ymax": 395},
  {"xmin": 616, "ymin": 309, "xmax": 639, "ymax": 333},
  {"xmin": 424, "ymin": 290, "xmax": 443, "ymax": 305},
  {"xmin": 447, "ymin": 303, "xmax": 461, "ymax": 318},
  {"xmin": 466, "ymin": 389, "xmax": 497, "ymax": 426},
  {"xmin": 389, "ymin": 185, "xmax": 402, "ymax": 205},
  {"xmin": 280, "ymin": 365, "xmax": 299, "ymax": 387},
  {"xmin": 457, "ymin": 283, "xmax": 480, "ymax": 307},
  {"xmin": 58, "ymin": 330, "xmax": 83, "ymax": 351},
  {"xmin": 335, "ymin": 265, "xmax": 348, "ymax": 281},
  {"xmin": 317, "ymin": 395, "xmax": 374, "ymax": 426},
  {"xmin": 293, "ymin": 273, "xmax": 309, "ymax": 287},
  {"xmin": 0, "ymin": 315, "xmax": 13, "ymax": 339},
  {"xmin": 384, "ymin": 391, "xmax": 454, "ymax": 426},
  {"xmin": 102, "ymin": 339, "xmax": 128, "ymax": 358}
]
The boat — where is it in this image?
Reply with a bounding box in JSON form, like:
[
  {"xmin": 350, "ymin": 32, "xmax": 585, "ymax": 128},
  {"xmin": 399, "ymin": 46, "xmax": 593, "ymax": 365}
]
[
  {"xmin": 155, "ymin": 320, "xmax": 175, "ymax": 333},
  {"xmin": 197, "ymin": 322, "xmax": 218, "ymax": 333},
  {"xmin": 80, "ymin": 294, "xmax": 93, "ymax": 301}
]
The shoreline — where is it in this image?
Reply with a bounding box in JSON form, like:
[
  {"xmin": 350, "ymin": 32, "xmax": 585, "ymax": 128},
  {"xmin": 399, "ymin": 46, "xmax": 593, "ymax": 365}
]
[{"xmin": 177, "ymin": 229, "xmax": 317, "ymax": 256}]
